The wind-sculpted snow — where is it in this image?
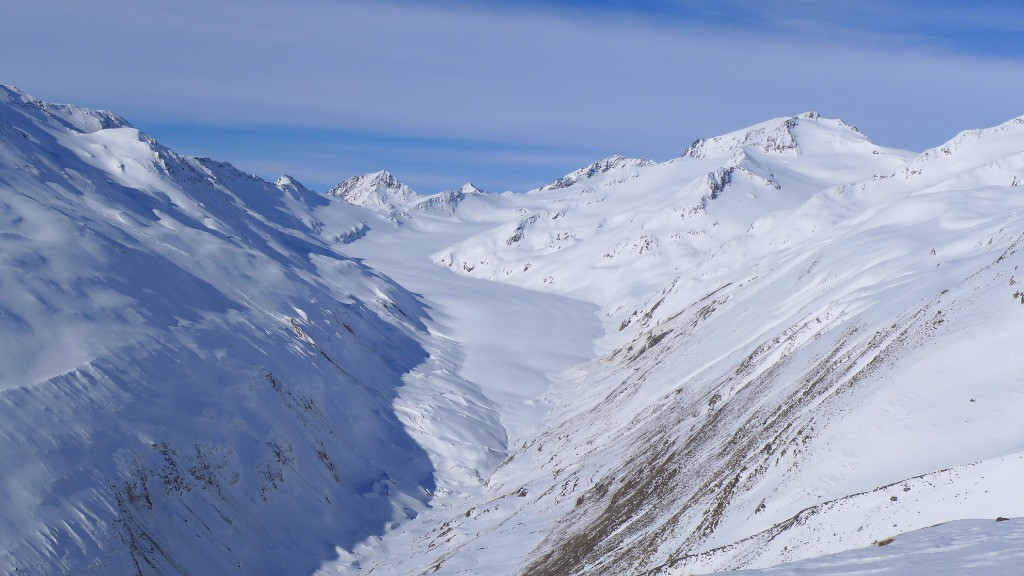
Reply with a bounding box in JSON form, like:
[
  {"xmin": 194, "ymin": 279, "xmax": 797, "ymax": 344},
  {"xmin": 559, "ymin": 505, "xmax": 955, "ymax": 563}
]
[{"xmin": 0, "ymin": 85, "xmax": 440, "ymax": 575}]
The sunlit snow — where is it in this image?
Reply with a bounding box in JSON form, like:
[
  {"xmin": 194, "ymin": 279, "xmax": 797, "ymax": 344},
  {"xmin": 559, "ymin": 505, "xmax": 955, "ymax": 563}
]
[{"xmin": 3, "ymin": 84, "xmax": 1024, "ymax": 576}]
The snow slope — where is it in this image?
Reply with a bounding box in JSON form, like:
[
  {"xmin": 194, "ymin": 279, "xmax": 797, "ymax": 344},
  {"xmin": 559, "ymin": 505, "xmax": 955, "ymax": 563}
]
[
  {"xmin": 0, "ymin": 85, "xmax": 446, "ymax": 575},
  {"xmin": 317, "ymin": 212, "xmax": 601, "ymax": 574},
  {"xmin": 6, "ymin": 83, "xmax": 1024, "ymax": 576},
  {"xmin": 322, "ymin": 114, "xmax": 1024, "ymax": 576},
  {"xmin": 432, "ymin": 113, "xmax": 912, "ymax": 309},
  {"xmin": 715, "ymin": 517, "xmax": 1024, "ymax": 576}
]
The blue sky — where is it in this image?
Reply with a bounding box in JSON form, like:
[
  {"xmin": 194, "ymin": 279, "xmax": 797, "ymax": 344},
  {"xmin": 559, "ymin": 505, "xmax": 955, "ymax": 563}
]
[{"xmin": 3, "ymin": 0, "xmax": 1023, "ymax": 193}]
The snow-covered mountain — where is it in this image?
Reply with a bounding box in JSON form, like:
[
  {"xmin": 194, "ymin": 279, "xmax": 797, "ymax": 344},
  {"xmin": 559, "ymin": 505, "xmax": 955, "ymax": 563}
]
[
  {"xmin": 432, "ymin": 112, "xmax": 911, "ymax": 307},
  {"xmin": 327, "ymin": 170, "xmax": 483, "ymax": 220},
  {"xmin": 4, "ymin": 84, "xmax": 1024, "ymax": 576},
  {"xmin": 0, "ymin": 85, "xmax": 457, "ymax": 575},
  {"xmin": 539, "ymin": 155, "xmax": 654, "ymax": 191},
  {"xmin": 325, "ymin": 115, "xmax": 1024, "ymax": 575}
]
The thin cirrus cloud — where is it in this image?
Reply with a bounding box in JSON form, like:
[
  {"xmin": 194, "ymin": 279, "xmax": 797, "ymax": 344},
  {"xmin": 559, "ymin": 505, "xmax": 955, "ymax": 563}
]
[{"xmin": 2, "ymin": 0, "xmax": 1023, "ymax": 192}]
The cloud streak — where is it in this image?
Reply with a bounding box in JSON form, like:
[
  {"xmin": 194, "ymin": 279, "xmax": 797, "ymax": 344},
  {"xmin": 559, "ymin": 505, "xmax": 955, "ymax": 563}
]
[{"xmin": 3, "ymin": 0, "xmax": 1023, "ymax": 191}]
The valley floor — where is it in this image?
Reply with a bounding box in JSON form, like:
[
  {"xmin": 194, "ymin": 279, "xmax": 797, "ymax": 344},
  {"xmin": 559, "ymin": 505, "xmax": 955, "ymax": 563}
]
[{"xmin": 320, "ymin": 216, "xmax": 602, "ymax": 574}]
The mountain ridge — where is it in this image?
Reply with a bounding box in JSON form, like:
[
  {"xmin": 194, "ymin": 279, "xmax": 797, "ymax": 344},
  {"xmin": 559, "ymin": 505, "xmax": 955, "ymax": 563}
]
[
  {"xmin": 327, "ymin": 170, "xmax": 486, "ymax": 220},
  {"xmin": 0, "ymin": 85, "xmax": 447, "ymax": 576}
]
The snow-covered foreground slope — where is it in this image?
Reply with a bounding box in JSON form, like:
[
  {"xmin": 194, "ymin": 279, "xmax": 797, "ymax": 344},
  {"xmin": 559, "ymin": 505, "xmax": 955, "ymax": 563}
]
[
  {"xmin": 6, "ymin": 83, "xmax": 1024, "ymax": 576},
  {"xmin": 0, "ymin": 85, "xmax": 454, "ymax": 575},
  {"xmin": 715, "ymin": 517, "xmax": 1024, "ymax": 576}
]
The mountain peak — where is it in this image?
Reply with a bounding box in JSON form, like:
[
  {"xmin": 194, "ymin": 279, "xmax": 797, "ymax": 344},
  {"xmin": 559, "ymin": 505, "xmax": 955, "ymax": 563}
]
[
  {"xmin": 274, "ymin": 174, "xmax": 315, "ymax": 194},
  {"xmin": 328, "ymin": 170, "xmax": 416, "ymax": 200},
  {"xmin": 365, "ymin": 169, "xmax": 404, "ymax": 190},
  {"xmin": 1, "ymin": 84, "xmax": 132, "ymax": 134},
  {"xmin": 460, "ymin": 182, "xmax": 484, "ymax": 195},
  {"xmin": 541, "ymin": 155, "xmax": 653, "ymax": 191},
  {"xmin": 683, "ymin": 116, "xmax": 800, "ymax": 158},
  {"xmin": 682, "ymin": 113, "xmax": 867, "ymax": 159},
  {"xmin": 326, "ymin": 170, "xmax": 420, "ymax": 219},
  {"xmin": 0, "ymin": 84, "xmax": 33, "ymax": 104},
  {"xmin": 275, "ymin": 174, "xmax": 300, "ymax": 187}
]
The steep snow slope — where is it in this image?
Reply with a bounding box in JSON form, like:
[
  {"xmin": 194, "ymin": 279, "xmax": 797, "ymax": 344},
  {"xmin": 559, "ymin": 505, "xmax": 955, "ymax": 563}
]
[
  {"xmin": 513, "ymin": 179, "xmax": 1024, "ymax": 575},
  {"xmin": 0, "ymin": 85, "xmax": 446, "ymax": 575},
  {"xmin": 321, "ymin": 115, "xmax": 1024, "ymax": 576}
]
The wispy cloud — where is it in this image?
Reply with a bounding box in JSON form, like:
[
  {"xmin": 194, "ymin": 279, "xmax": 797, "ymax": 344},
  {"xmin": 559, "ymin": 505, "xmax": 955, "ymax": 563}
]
[
  {"xmin": 3, "ymin": 0, "xmax": 1023, "ymax": 191},
  {"xmin": 142, "ymin": 122, "xmax": 602, "ymax": 193}
]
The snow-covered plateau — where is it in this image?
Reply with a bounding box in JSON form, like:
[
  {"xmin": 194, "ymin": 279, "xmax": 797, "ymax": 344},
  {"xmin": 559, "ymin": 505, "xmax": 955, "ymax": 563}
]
[{"xmin": 2, "ymin": 85, "xmax": 1023, "ymax": 575}]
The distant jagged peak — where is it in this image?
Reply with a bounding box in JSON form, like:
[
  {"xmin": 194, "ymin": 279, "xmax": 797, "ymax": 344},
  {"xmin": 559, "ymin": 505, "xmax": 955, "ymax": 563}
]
[
  {"xmin": 275, "ymin": 174, "xmax": 302, "ymax": 188},
  {"xmin": 326, "ymin": 170, "xmax": 427, "ymax": 223},
  {"xmin": 328, "ymin": 170, "xmax": 418, "ymax": 203},
  {"xmin": 0, "ymin": 83, "xmax": 132, "ymax": 134},
  {"xmin": 541, "ymin": 155, "xmax": 654, "ymax": 191},
  {"xmin": 362, "ymin": 169, "xmax": 409, "ymax": 192},
  {"xmin": 433, "ymin": 182, "xmax": 485, "ymax": 197},
  {"xmin": 274, "ymin": 174, "xmax": 316, "ymax": 194},
  {"xmin": 459, "ymin": 182, "xmax": 485, "ymax": 195},
  {"xmin": 682, "ymin": 112, "xmax": 868, "ymax": 159},
  {"xmin": 794, "ymin": 111, "xmax": 860, "ymax": 131},
  {"xmin": 326, "ymin": 172, "xmax": 487, "ymax": 219},
  {"xmin": 416, "ymin": 185, "xmax": 487, "ymax": 216}
]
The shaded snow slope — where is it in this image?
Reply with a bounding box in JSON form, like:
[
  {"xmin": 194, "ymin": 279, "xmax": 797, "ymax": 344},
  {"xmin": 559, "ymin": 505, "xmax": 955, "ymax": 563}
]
[{"xmin": 0, "ymin": 85, "xmax": 439, "ymax": 575}]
